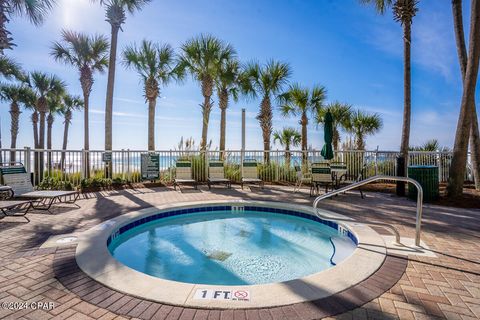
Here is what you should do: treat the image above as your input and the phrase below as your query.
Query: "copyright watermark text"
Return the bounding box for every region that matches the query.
[1,301,55,311]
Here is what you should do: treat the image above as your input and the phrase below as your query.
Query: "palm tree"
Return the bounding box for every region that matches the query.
[94,0,151,153]
[346,110,383,150]
[59,95,83,169]
[244,60,291,162]
[451,0,480,191]
[51,30,109,177]
[19,85,38,148]
[0,56,24,80]
[361,0,418,193]
[316,102,352,151]
[122,40,176,151]
[46,91,65,170]
[273,127,301,168]
[0,0,56,54]
[177,34,236,151]
[29,72,65,151]
[215,57,245,158]
[29,72,65,178]
[447,0,480,197]
[409,139,439,152]
[0,84,29,161]
[279,83,326,162]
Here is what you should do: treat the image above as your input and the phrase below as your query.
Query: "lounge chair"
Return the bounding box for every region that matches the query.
[173,161,197,190]
[311,162,333,196]
[293,165,312,193]
[207,161,231,189]
[241,160,264,189]
[0,200,32,222]
[0,163,80,213]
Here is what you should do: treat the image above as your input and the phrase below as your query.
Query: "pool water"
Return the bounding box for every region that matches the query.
[108,210,356,285]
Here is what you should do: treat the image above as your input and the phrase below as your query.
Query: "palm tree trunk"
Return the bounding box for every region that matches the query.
[400,22,412,157]
[219,90,228,160]
[83,91,90,178]
[356,132,365,150]
[470,112,480,188]
[105,24,119,153]
[148,98,156,151]
[80,67,93,179]
[219,107,227,159]
[200,78,213,151]
[47,113,53,171]
[38,110,46,180]
[397,21,412,195]
[60,114,70,171]
[0,2,11,54]
[332,127,340,152]
[285,145,291,168]
[447,0,480,198]
[9,102,20,162]
[301,112,308,165]
[258,96,272,163]
[452,0,480,190]
[31,111,40,183]
[32,112,39,148]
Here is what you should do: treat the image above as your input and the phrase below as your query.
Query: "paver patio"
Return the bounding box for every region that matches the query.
[0,185,479,320]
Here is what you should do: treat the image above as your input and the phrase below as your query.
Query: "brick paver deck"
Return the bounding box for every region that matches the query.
[0,185,479,320]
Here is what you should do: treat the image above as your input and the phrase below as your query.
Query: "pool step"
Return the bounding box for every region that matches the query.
[330,237,357,265]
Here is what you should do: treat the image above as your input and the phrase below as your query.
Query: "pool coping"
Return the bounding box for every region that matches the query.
[75,200,387,309]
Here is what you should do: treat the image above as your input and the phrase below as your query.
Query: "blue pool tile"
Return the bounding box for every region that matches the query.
[110,205,358,248]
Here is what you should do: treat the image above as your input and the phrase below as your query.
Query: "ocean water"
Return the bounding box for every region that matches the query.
[108,210,356,285]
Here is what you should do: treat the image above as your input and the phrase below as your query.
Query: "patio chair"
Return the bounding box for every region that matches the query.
[0,200,33,222]
[173,161,197,190]
[293,165,312,193]
[0,163,80,213]
[330,162,348,189]
[241,160,264,189]
[339,163,366,199]
[310,162,333,196]
[207,161,231,189]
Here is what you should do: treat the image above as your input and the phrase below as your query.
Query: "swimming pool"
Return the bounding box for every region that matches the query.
[107,207,357,285]
[76,201,386,308]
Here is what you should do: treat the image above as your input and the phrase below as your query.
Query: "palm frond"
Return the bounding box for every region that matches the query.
[0,55,25,80]
[359,0,394,14]
[9,0,57,26]
[273,127,301,148]
[50,29,109,74]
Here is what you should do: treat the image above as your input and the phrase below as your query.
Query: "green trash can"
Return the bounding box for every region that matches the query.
[408,165,439,201]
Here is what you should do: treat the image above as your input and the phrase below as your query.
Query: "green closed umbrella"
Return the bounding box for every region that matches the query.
[320,111,334,160]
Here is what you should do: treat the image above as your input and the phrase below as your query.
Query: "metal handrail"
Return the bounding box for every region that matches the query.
[313,175,424,246]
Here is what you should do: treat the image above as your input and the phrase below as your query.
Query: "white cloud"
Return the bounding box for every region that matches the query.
[90,109,146,119]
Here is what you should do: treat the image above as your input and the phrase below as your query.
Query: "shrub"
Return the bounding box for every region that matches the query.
[225,163,241,182]
[37,177,74,191]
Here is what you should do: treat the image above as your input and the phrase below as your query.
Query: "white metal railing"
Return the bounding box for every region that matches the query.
[0,148,472,187]
[313,175,424,246]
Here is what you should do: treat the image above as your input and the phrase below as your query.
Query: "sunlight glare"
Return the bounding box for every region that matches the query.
[60,0,97,29]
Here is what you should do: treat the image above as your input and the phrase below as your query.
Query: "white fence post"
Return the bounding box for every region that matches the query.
[126,149,130,181]
[24,147,31,173]
[81,149,86,180]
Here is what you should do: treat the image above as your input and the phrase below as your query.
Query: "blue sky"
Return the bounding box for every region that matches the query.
[3,0,478,151]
